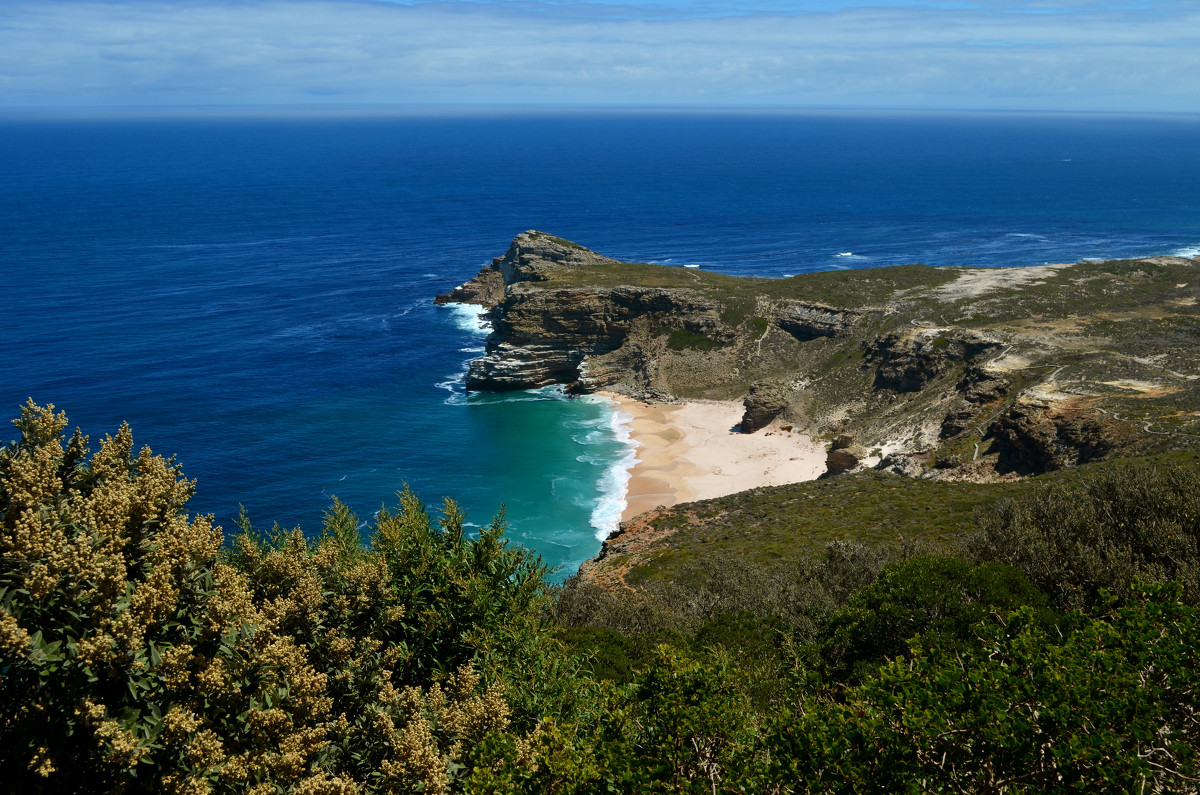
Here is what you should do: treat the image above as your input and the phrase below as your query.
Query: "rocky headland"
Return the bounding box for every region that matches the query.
[439,231,1200,483]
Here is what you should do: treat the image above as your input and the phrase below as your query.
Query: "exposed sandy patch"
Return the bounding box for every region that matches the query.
[933,263,1072,302]
[1101,380,1179,397]
[605,395,827,522]
[1023,382,1073,403]
[985,352,1032,372]
[1140,256,1196,267]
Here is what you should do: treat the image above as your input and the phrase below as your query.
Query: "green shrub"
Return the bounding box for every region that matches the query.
[817,555,1055,682]
[471,647,764,794]
[766,583,1200,793]
[0,402,559,794]
[966,459,1200,610]
[666,329,724,352]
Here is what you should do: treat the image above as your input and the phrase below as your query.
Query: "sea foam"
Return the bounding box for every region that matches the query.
[582,396,639,542]
[436,303,492,402]
[443,302,491,335]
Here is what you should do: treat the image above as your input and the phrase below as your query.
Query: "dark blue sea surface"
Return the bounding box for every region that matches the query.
[3,110,1199,575]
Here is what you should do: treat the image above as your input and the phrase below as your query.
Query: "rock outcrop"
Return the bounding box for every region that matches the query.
[434,265,506,308]
[438,232,1200,482]
[939,366,1011,438]
[775,302,861,341]
[438,231,627,308]
[823,433,870,477]
[867,329,1002,392]
[442,231,799,394]
[993,399,1119,473]
[464,284,725,392]
[876,453,926,478]
[740,380,794,433]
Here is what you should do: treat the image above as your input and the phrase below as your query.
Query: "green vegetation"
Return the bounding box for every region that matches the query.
[525,231,584,250]
[965,458,1200,609]
[534,245,962,310]
[665,329,725,352]
[4,402,1199,792]
[816,556,1057,682]
[0,402,570,794]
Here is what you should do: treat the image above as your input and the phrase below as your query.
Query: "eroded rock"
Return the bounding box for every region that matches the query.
[867,328,1002,392]
[775,302,860,341]
[940,366,1011,438]
[434,265,506,308]
[740,380,793,433]
[876,453,925,478]
[823,433,870,477]
[993,400,1118,473]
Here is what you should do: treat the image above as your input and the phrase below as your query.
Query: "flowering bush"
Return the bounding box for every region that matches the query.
[1,402,542,794]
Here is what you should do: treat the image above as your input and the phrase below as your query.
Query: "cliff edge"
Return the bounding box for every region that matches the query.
[439,232,1200,483]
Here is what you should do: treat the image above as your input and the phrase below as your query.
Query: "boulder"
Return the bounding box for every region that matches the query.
[823,433,870,477]
[740,380,793,433]
[876,453,925,478]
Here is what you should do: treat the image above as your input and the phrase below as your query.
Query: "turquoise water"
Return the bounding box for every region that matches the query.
[2,111,1199,577]
[437,305,635,573]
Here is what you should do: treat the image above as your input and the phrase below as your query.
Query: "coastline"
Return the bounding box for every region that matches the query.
[603,393,827,523]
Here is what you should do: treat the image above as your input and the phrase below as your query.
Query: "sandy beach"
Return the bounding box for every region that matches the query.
[605,394,827,522]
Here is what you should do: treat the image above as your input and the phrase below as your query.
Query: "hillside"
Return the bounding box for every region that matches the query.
[440,231,1200,482]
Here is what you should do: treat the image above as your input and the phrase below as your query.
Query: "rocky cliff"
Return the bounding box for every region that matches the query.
[439,232,1200,481]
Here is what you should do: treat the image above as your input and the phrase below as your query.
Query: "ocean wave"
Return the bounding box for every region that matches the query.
[572,429,616,446]
[587,401,640,542]
[436,368,468,399]
[448,384,573,406]
[575,451,612,465]
[490,385,569,403]
[143,234,322,251]
[440,302,491,335]
[1173,245,1200,258]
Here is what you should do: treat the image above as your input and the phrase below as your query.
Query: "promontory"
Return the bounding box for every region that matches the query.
[439,230,1200,483]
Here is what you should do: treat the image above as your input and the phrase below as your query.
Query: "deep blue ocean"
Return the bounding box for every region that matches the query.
[3,110,1199,576]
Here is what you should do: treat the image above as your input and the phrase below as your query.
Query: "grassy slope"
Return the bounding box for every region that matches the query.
[530,241,1200,437]
[515,238,1200,579]
[606,451,1200,593]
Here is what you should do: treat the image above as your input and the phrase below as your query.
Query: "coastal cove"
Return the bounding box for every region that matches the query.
[443,228,1200,581]
[606,396,826,522]
[4,111,1200,580]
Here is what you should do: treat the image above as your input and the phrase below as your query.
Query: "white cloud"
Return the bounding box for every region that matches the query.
[1,0,1198,111]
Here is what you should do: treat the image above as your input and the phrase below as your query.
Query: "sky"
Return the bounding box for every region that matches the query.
[1,0,1198,113]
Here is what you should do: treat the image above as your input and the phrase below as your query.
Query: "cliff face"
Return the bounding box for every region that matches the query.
[439,231,1200,481]
[465,285,726,392]
[435,231,628,309]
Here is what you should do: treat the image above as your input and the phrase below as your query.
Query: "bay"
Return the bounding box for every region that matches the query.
[2,110,1198,576]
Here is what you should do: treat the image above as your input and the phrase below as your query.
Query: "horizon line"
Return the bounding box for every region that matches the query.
[4,103,1200,122]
